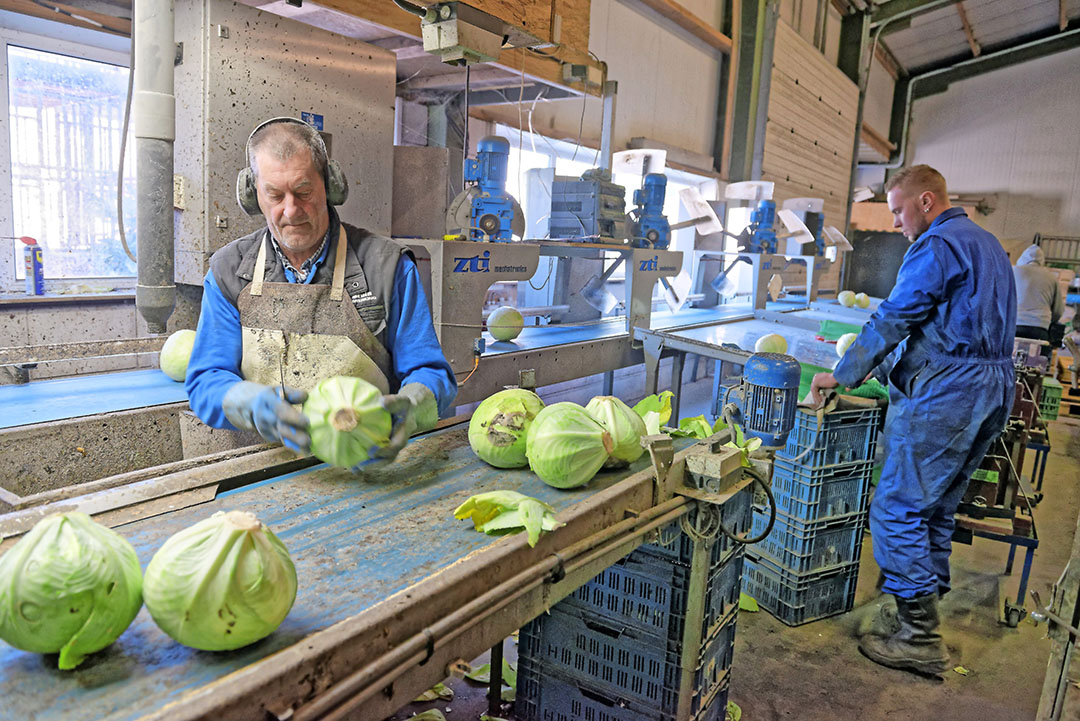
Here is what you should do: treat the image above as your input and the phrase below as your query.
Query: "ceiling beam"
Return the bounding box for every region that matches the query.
[870,0,953,30]
[624,0,733,54]
[0,0,130,35]
[874,40,903,79]
[955,1,981,57]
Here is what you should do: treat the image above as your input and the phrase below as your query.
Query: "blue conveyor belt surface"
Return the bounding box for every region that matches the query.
[0,369,188,429]
[0,427,691,721]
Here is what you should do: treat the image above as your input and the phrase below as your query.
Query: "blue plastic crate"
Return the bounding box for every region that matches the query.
[741,553,860,626]
[776,407,880,467]
[637,488,753,572]
[565,546,745,644]
[519,608,736,719]
[516,664,729,721]
[768,458,873,521]
[749,508,866,574]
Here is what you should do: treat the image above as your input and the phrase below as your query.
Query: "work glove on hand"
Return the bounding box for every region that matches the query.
[223,381,311,452]
[357,383,438,470]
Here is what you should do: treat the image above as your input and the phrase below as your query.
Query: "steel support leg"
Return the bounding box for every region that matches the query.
[602,370,615,396]
[671,352,685,423]
[1006,543,1017,575]
[487,640,503,716]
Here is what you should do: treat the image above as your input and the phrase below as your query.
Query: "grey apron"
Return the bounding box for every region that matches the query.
[236,227,394,394]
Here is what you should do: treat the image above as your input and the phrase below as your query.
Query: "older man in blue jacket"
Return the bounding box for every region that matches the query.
[812,165,1015,675]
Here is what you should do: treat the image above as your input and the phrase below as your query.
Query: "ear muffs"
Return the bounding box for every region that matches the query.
[235,117,350,216]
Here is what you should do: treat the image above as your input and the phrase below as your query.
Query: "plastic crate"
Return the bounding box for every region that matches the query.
[1041,377,1062,421]
[517,664,729,721]
[637,488,753,572]
[518,607,736,719]
[749,508,866,574]
[768,458,874,521]
[741,554,860,626]
[565,546,745,645]
[776,407,880,467]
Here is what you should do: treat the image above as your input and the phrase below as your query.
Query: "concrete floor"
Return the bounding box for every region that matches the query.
[390,366,1080,721]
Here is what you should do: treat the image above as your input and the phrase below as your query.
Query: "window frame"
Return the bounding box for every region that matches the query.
[0,15,133,293]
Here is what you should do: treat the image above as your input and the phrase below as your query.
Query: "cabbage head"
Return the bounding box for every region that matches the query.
[469,389,545,468]
[585,396,646,467]
[304,376,393,467]
[855,292,871,309]
[526,402,613,488]
[0,512,142,670]
[836,332,858,358]
[488,306,524,342]
[837,290,856,308]
[754,333,788,354]
[143,511,296,651]
[160,329,196,382]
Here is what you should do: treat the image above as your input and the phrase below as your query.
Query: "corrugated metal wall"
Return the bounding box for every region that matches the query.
[908,46,1080,258]
[761,19,858,292]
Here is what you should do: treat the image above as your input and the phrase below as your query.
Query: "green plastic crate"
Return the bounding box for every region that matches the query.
[1041,377,1062,421]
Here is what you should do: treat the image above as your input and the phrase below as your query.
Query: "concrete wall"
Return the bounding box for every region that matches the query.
[905,46,1080,258]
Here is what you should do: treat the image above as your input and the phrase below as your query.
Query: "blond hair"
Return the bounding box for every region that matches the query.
[884,164,948,199]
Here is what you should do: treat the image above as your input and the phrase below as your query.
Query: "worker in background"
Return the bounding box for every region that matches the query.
[1013,243,1064,356]
[811,165,1015,676]
[186,117,456,464]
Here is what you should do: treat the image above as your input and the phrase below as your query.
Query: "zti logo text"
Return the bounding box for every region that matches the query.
[639,256,659,271]
[453,250,490,273]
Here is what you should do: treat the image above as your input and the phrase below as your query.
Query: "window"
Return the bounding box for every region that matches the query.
[0,18,134,290]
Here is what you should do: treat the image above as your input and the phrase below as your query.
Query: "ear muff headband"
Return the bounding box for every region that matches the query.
[235,116,350,216]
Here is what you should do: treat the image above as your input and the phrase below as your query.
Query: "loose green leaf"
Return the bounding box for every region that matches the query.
[412,711,447,721]
[643,410,662,435]
[455,492,563,547]
[739,593,759,612]
[632,392,674,426]
[953,665,972,676]
[481,716,510,721]
[726,701,743,721]
[667,415,714,439]
[501,686,516,702]
[502,659,517,689]
[413,682,454,702]
[464,658,516,686]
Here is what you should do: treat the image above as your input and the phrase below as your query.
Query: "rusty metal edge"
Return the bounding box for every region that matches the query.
[0,337,168,365]
[131,433,726,721]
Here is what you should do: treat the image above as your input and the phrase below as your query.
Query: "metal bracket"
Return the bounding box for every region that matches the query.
[642,434,676,504]
[1032,590,1080,641]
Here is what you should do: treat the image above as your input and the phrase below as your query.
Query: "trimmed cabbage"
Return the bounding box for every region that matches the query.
[837,290,856,308]
[754,333,788,354]
[469,389,545,468]
[488,306,524,342]
[304,376,392,467]
[0,512,142,669]
[855,292,871,309]
[836,332,858,358]
[526,403,613,489]
[143,511,296,651]
[585,396,646,467]
[160,329,196,382]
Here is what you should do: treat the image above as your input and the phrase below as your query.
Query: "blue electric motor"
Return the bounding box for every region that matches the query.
[630,173,671,249]
[463,136,516,242]
[745,199,779,254]
[722,352,801,447]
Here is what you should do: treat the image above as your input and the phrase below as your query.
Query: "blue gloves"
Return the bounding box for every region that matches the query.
[222,381,310,452]
[357,382,438,470]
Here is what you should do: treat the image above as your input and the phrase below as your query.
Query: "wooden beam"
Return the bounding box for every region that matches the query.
[955,1,981,57]
[860,121,896,158]
[626,0,733,54]
[1061,0,1068,31]
[874,40,903,79]
[0,0,130,35]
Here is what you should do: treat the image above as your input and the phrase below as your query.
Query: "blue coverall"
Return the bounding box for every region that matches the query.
[186,253,458,430]
[833,208,1016,599]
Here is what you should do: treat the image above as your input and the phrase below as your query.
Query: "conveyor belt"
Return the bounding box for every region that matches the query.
[650,318,841,370]
[0,369,188,429]
[0,427,691,721]
[482,301,806,356]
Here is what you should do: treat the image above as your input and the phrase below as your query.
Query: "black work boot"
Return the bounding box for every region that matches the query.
[858,594,949,675]
[858,594,900,639]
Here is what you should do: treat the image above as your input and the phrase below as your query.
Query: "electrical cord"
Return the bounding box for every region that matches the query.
[721,463,776,544]
[117,24,136,263]
[457,355,480,384]
[392,0,430,19]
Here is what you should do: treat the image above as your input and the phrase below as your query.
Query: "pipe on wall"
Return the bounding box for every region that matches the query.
[134,0,176,333]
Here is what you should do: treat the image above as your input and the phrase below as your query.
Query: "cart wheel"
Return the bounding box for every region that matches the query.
[1005,605,1024,628]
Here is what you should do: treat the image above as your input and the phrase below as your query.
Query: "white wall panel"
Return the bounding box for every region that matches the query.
[908,46,1080,256]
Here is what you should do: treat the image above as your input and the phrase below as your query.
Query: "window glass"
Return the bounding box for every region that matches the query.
[7,45,135,279]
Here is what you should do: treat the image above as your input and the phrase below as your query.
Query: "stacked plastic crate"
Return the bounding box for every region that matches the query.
[1040,377,1062,422]
[742,406,881,625]
[517,488,753,721]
